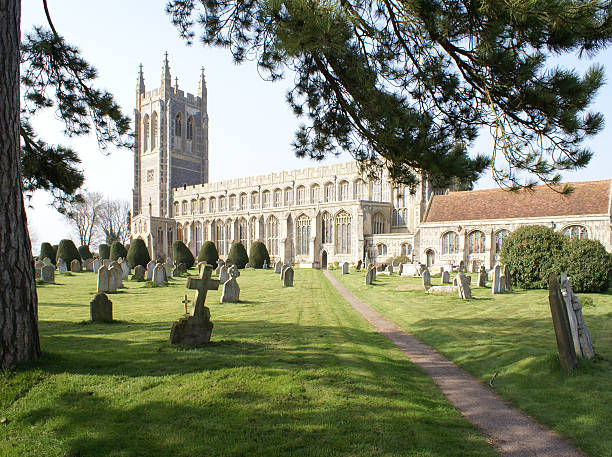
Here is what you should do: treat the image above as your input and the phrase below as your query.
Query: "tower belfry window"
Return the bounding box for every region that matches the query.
[186,116,194,140]
[175,113,183,137]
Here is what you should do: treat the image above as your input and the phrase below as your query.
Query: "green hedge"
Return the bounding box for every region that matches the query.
[78,245,93,260]
[56,239,81,265]
[228,242,249,269]
[197,241,219,268]
[249,241,270,269]
[39,242,56,264]
[173,240,195,268]
[127,238,151,268]
[565,238,612,292]
[99,244,110,260]
[110,241,127,261]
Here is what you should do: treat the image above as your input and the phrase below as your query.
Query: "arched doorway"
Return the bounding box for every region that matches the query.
[425,249,435,267]
[321,250,328,269]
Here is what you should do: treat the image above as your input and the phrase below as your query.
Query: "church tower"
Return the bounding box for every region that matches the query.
[132,53,209,219]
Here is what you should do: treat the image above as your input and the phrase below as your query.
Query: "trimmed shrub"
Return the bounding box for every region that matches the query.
[99,244,110,260]
[249,241,270,269]
[565,238,612,293]
[228,242,249,269]
[198,241,219,268]
[56,239,81,265]
[78,245,93,260]
[500,225,567,289]
[39,242,56,264]
[110,241,127,261]
[173,240,195,268]
[127,238,151,268]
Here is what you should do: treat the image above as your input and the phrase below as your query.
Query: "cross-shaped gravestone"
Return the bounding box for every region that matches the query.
[182,294,191,315]
[186,264,219,321]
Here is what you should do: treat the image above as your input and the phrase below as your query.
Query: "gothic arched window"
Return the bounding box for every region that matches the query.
[238,218,247,246]
[377,244,387,256]
[335,211,351,254]
[186,116,194,140]
[229,194,236,211]
[262,190,270,208]
[151,112,158,150]
[401,243,412,256]
[239,193,247,210]
[311,184,320,203]
[354,179,365,200]
[265,216,279,255]
[175,113,183,137]
[563,225,588,240]
[215,220,224,256]
[495,229,510,253]
[251,191,259,209]
[248,216,257,248]
[468,230,486,254]
[338,181,349,201]
[143,114,150,151]
[296,186,306,205]
[324,182,334,202]
[209,197,216,213]
[296,215,311,255]
[442,231,459,254]
[321,212,333,244]
[373,213,385,234]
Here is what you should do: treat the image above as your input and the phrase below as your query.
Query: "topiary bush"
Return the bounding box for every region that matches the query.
[56,239,81,265]
[173,240,195,268]
[249,241,270,269]
[110,241,127,261]
[565,238,612,293]
[500,225,567,289]
[197,241,219,268]
[99,243,110,260]
[228,242,249,269]
[78,245,93,260]
[39,242,56,264]
[127,238,151,268]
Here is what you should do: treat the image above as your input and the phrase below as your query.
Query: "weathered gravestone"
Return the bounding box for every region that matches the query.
[341,262,349,275]
[499,275,507,292]
[35,261,43,279]
[245,263,251,269]
[164,261,173,279]
[274,260,283,274]
[57,258,68,274]
[560,274,595,359]
[35,259,44,270]
[170,265,219,345]
[422,268,431,289]
[220,277,240,303]
[97,267,111,293]
[42,257,52,266]
[283,267,294,287]
[503,264,512,292]
[132,265,145,281]
[387,264,394,274]
[103,259,112,268]
[70,259,81,272]
[84,258,94,272]
[228,265,240,278]
[548,274,578,371]
[109,262,123,288]
[491,265,502,294]
[280,264,290,280]
[108,267,119,292]
[152,263,166,285]
[441,271,450,284]
[146,260,156,281]
[356,260,362,271]
[119,260,130,280]
[398,263,403,276]
[262,260,268,269]
[41,265,55,283]
[217,259,225,268]
[93,259,102,274]
[219,265,229,283]
[456,273,472,299]
[90,293,113,323]
[477,265,487,287]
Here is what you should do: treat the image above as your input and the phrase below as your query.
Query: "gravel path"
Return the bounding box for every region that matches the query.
[324,270,586,457]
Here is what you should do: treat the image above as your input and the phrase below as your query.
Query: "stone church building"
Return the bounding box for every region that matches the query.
[131,58,612,270]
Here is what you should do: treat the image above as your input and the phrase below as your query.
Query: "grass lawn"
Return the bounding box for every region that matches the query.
[331,268,612,457]
[1,269,496,457]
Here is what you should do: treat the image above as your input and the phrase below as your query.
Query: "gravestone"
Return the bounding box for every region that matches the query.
[35,260,44,270]
[228,265,240,278]
[164,261,174,279]
[477,265,487,287]
[42,257,52,266]
[370,265,376,282]
[283,267,294,287]
[70,259,81,272]
[274,260,283,274]
[341,262,349,275]
[97,267,111,293]
[90,293,113,323]
[459,261,465,272]
[217,259,225,268]
[456,273,472,299]
[365,266,374,285]
[441,271,450,284]
[110,263,123,288]
[219,265,229,283]
[57,258,68,274]
[133,265,145,281]
[398,263,403,276]
[548,275,578,371]
[422,268,431,289]
[146,260,156,281]
[245,263,251,269]
[93,259,102,273]
[472,260,479,273]
[220,277,240,303]
[262,260,268,269]
[84,258,94,272]
[280,264,290,280]
[356,260,362,271]
[491,265,502,294]
[387,264,394,274]
[41,265,55,283]
[152,263,166,285]
[503,264,512,291]
[119,260,130,280]
[103,259,112,268]
[108,267,119,292]
[170,265,219,345]
[35,261,43,279]
[499,275,507,292]
[560,274,595,359]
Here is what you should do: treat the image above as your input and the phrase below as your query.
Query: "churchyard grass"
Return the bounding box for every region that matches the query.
[332,269,612,457]
[1,269,496,457]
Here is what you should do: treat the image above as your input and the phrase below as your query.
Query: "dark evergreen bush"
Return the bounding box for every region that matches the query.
[56,239,81,265]
[39,242,56,264]
[99,243,110,260]
[78,245,93,260]
[173,240,195,268]
[228,242,249,269]
[500,226,567,289]
[249,241,270,269]
[110,241,127,261]
[565,238,612,293]
[127,238,151,268]
[197,241,219,267]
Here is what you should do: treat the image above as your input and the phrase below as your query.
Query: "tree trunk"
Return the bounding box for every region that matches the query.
[0,0,41,369]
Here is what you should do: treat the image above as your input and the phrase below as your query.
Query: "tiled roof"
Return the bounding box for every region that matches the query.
[424,180,611,223]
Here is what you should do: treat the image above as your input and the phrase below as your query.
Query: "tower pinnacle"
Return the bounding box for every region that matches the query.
[198,66,207,97]
[162,52,171,91]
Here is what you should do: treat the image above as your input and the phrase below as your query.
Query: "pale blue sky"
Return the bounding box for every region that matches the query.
[23,1,612,249]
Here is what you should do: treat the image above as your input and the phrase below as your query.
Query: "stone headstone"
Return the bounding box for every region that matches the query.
[217,259,225,268]
[57,258,68,274]
[164,261,173,279]
[365,266,374,285]
[422,268,431,289]
[41,265,55,283]
[280,264,290,280]
[219,265,229,283]
[70,259,81,272]
[245,263,251,269]
[548,275,578,371]
[84,258,94,272]
[97,267,111,293]
[152,263,166,285]
[119,260,130,280]
[387,264,394,274]
[220,277,240,303]
[146,260,156,281]
[228,265,240,278]
[109,262,123,289]
[459,261,465,272]
[93,259,101,273]
[503,265,512,291]
[103,259,112,268]
[356,260,362,271]
[90,293,113,323]
[262,260,268,269]
[398,263,403,276]
[560,274,595,359]
[491,265,502,294]
[42,257,52,266]
[35,260,44,270]
[274,260,283,274]
[440,271,450,284]
[341,262,349,275]
[456,273,472,299]
[283,267,294,287]
[499,275,507,292]
[35,260,43,279]
[392,261,398,268]
[133,265,145,281]
[477,265,487,287]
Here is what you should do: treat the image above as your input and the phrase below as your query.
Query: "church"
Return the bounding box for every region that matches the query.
[131,56,612,271]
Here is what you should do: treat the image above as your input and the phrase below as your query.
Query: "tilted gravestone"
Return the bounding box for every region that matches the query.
[219,265,229,283]
[503,264,512,291]
[422,268,431,289]
[118,260,130,280]
[477,265,487,287]
[491,265,502,294]
[146,260,156,281]
[133,265,145,281]
[109,262,123,288]
[356,260,362,271]
[57,258,68,274]
[42,257,52,266]
[170,264,219,345]
[41,265,55,283]
[93,259,101,274]
[283,267,294,287]
[560,274,595,359]
[341,262,349,275]
[274,260,283,274]
[440,271,450,284]
[97,267,111,293]
[90,293,113,323]
[220,277,240,303]
[456,273,472,299]
[152,263,166,285]
[548,274,578,371]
